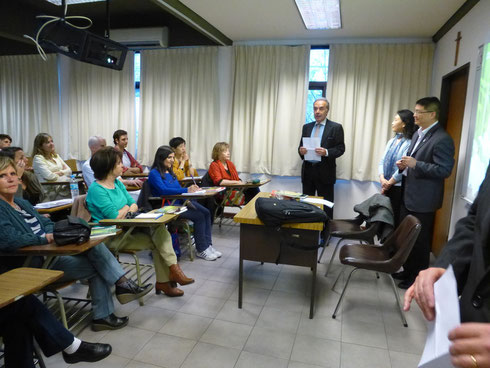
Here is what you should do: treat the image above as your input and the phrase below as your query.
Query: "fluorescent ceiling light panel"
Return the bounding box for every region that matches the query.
[295,0,341,30]
[44,0,105,5]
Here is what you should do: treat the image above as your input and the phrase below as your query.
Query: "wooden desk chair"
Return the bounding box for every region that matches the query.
[138,181,195,261]
[331,215,421,327]
[64,159,78,173]
[70,195,153,306]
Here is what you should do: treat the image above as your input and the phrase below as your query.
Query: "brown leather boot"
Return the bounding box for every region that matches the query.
[169,264,195,286]
[155,282,184,297]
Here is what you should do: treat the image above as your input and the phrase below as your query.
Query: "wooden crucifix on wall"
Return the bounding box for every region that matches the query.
[454,31,462,66]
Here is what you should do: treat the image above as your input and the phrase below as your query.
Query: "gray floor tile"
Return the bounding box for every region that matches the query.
[159,312,213,340]
[133,333,196,368]
[229,286,272,306]
[207,267,239,283]
[340,343,390,368]
[385,325,426,355]
[291,334,341,368]
[126,361,162,368]
[236,351,289,368]
[244,326,296,359]
[181,342,240,368]
[100,326,155,359]
[340,300,384,324]
[265,290,307,313]
[341,320,387,349]
[257,306,302,333]
[68,353,130,368]
[128,305,175,332]
[288,362,325,368]
[297,313,341,341]
[144,292,192,311]
[389,350,421,368]
[179,294,227,318]
[216,300,263,326]
[195,279,236,299]
[200,319,252,349]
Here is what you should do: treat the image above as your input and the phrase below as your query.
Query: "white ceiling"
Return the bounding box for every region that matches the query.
[180,0,467,43]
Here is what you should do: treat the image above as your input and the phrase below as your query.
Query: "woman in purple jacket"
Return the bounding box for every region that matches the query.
[148,146,221,262]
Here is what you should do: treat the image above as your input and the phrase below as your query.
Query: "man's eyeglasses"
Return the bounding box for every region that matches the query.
[413,110,433,115]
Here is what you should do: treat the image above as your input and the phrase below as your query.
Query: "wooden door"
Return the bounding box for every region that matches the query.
[432,64,469,256]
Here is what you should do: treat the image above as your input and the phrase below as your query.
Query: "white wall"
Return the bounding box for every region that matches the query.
[431,0,490,235]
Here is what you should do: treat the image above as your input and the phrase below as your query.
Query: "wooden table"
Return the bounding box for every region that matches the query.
[121,172,148,178]
[156,187,225,206]
[36,203,73,214]
[234,192,323,319]
[41,178,86,194]
[179,176,203,187]
[0,268,64,308]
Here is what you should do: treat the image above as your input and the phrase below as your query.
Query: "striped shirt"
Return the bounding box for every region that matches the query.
[15,208,46,238]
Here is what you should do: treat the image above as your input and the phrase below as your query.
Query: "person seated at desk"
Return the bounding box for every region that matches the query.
[31,133,71,200]
[148,145,221,262]
[208,142,259,204]
[0,294,111,367]
[169,137,198,181]
[83,135,143,189]
[0,157,152,331]
[0,133,12,149]
[113,129,143,175]
[0,146,46,205]
[86,147,194,297]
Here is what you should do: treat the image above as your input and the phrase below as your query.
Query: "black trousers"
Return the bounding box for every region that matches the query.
[399,203,436,280]
[0,295,73,368]
[385,185,402,228]
[302,164,334,219]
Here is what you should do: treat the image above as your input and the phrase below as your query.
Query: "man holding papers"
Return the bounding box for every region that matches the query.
[404,163,490,368]
[298,97,345,219]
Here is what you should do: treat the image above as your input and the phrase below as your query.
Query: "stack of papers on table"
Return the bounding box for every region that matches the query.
[135,213,163,219]
[300,197,334,208]
[156,206,188,215]
[35,198,73,209]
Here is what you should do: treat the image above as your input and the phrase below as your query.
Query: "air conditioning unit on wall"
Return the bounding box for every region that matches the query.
[110,27,169,49]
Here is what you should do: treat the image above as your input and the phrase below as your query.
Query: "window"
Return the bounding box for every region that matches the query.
[134,52,141,158]
[305,48,329,123]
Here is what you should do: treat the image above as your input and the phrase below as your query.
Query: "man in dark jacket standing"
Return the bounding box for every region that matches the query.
[395,97,455,289]
[298,98,345,219]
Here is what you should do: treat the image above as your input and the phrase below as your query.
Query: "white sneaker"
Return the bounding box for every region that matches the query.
[209,246,222,258]
[196,248,218,261]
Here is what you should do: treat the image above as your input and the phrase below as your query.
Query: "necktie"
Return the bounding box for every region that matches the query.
[314,123,322,137]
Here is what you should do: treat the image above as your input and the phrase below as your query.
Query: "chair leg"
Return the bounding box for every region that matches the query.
[182,223,194,261]
[54,291,68,329]
[317,234,331,263]
[331,267,345,291]
[130,253,145,307]
[388,275,408,327]
[332,267,358,319]
[33,341,47,368]
[325,238,343,277]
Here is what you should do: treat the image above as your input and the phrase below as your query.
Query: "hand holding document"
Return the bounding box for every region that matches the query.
[303,137,321,161]
[418,265,460,368]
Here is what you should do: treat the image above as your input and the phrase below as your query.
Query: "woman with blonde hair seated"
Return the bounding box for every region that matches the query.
[32,133,72,200]
[86,147,194,297]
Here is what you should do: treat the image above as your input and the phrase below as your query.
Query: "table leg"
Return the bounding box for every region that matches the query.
[238,256,243,309]
[310,261,317,319]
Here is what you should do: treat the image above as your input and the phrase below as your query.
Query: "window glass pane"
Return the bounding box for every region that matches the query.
[305,89,324,123]
[309,49,329,81]
[134,52,141,83]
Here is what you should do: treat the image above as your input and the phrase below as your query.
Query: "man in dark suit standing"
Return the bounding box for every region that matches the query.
[298,98,345,219]
[404,162,490,368]
[395,97,455,289]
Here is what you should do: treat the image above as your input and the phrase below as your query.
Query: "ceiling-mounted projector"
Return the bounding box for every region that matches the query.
[38,20,128,70]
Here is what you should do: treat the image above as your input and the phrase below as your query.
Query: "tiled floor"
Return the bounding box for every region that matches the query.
[44,224,427,368]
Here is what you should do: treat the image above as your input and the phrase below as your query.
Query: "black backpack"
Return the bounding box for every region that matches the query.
[255,198,327,227]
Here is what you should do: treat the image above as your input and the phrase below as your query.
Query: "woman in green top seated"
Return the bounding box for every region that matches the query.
[86,147,194,297]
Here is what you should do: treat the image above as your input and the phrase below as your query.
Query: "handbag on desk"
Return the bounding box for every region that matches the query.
[53,216,91,245]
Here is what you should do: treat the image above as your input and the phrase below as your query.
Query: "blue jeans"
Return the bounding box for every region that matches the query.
[180,201,212,252]
[51,243,125,320]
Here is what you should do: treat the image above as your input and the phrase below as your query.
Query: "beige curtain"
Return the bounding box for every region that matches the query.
[58,53,135,160]
[139,47,221,168]
[0,54,60,155]
[230,45,310,175]
[326,43,434,181]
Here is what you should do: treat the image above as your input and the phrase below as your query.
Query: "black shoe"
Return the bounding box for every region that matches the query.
[116,279,153,304]
[397,279,415,290]
[62,341,112,364]
[92,313,129,331]
[391,271,408,280]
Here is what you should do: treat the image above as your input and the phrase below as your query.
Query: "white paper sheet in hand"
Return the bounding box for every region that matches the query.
[303,137,321,161]
[418,265,460,368]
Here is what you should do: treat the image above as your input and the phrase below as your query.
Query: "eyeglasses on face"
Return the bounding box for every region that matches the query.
[413,110,433,115]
